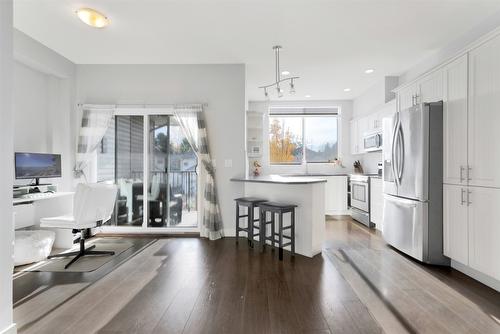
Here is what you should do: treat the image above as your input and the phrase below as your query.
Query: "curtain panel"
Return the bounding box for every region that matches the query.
[74,105,114,181]
[174,105,223,240]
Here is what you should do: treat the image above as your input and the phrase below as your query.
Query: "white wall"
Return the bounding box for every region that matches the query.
[0,1,15,333]
[13,30,76,191]
[75,64,246,236]
[399,10,500,85]
[248,100,355,175]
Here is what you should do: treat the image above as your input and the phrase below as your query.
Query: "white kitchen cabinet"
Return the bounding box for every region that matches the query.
[350,119,359,155]
[398,83,419,111]
[369,177,383,230]
[443,55,469,185]
[443,184,469,265]
[468,33,500,188]
[324,176,348,215]
[468,186,500,280]
[419,69,444,103]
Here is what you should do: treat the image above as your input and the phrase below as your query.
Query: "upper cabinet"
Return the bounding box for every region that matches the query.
[443,55,468,185]
[468,33,500,188]
[419,69,444,104]
[398,83,419,110]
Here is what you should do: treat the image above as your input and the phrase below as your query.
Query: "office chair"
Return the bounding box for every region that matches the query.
[40,183,118,269]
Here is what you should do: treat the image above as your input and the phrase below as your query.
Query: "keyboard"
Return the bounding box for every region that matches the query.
[18,192,54,200]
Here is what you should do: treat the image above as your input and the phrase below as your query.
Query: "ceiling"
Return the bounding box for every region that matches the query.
[13,0,500,101]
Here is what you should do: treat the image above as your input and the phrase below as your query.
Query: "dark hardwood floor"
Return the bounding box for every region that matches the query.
[13,218,500,334]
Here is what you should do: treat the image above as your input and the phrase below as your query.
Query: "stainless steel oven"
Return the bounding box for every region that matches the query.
[349,174,374,228]
[364,132,382,152]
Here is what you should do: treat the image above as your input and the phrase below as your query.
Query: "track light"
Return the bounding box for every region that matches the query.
[289,79,296,94]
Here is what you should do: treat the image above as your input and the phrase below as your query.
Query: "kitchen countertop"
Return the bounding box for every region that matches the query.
[280,173,349,177]
[230,175,327,184]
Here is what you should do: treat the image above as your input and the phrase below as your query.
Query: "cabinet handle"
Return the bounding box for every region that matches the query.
[460,166,465,183]
[467,190,472,206]
[460,188,466,205]
[467,166,472,181]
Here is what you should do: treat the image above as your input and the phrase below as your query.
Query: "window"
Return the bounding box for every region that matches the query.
[269,107,338,164]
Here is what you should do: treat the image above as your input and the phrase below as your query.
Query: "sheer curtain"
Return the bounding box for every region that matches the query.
[174,104,223,240]
[74,105,114,181]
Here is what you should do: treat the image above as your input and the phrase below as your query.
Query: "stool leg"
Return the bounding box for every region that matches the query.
[291,209,295,257]
[248,205,254,248]
[271,212,275,252]
[279,212,284,261]
[259,209,265,253]
[235,204,240,244]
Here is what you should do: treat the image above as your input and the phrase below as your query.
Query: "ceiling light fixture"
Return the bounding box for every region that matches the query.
[365,69,374,74]
[76,8,110,28]
[259,46,300,99]
[305,95,312,98]
[344,88,351,92]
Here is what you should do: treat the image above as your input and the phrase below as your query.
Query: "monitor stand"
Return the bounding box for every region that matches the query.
[31,178,51,186]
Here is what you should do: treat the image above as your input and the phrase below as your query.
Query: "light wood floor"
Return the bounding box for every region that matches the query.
[13,217,500,334]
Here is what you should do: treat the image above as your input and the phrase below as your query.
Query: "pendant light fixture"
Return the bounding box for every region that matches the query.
[259,46,299,99]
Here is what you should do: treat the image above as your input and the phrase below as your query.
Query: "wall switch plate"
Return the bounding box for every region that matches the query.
[224,159,233,168]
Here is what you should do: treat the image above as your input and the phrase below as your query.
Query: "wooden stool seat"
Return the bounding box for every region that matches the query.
[235,197,267,247]
[259,202,296,260]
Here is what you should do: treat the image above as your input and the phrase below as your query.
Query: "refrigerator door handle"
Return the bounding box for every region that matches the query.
[391,117,400,185]
[383,194,417,207]
[397,122,405,183]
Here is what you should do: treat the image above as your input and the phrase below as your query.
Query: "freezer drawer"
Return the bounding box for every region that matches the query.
[382,194,426,261]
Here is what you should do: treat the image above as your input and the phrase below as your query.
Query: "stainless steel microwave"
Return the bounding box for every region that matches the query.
[363,133,382,152]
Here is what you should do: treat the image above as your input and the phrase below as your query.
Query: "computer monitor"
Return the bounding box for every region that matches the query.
[15,152,62,186]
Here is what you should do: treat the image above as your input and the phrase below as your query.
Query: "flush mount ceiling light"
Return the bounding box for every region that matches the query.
[76,8,110,28]
[344,88,351,92]
[365,69,375,74]
[259,46,300,99]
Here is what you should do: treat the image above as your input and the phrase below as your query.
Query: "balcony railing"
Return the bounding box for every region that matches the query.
[131,170,197,211]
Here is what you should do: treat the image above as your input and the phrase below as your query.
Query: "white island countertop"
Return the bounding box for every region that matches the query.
[230,175,327,184]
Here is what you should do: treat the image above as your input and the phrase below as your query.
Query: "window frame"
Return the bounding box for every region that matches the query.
[268,113,339,165]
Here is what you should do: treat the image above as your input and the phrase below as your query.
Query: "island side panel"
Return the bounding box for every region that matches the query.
[244,182,326,257]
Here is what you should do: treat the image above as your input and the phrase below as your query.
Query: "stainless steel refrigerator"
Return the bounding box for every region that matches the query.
[382,101,449,265]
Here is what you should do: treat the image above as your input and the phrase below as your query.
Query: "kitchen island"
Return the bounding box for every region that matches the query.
[230,175,326,257]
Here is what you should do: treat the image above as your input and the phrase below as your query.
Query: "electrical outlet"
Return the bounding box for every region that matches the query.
[224,159,233,168]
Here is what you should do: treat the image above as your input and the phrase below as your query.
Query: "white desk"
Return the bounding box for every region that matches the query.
[13,192,74,248]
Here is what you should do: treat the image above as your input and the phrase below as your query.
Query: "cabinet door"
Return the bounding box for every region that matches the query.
[370,178,384,230]
[419,69,444,103]
[324,176,348,214]
[443,55,468,185]
[443,184,468,264]
[398,84,418,111]
[468,34,500,188]
[357,117,368,152]
[350,119,358,154]
[468,186,500,280]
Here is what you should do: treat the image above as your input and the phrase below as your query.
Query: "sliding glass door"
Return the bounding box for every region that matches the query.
[96,111,198,231]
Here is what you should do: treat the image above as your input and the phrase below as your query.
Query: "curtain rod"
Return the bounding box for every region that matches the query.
[78,103,208,108]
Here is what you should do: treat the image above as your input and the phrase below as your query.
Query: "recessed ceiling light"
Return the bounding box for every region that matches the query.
[281,71,290,76]
[76,8,110,28]
[344,88,351,92]
[305,94,312,98]
[365,69,375,74]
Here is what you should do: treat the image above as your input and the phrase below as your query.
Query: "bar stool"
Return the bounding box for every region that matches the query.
[258,202,297,260]
[234,197,267,247]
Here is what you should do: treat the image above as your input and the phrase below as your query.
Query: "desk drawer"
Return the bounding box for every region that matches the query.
[14,204,35,229]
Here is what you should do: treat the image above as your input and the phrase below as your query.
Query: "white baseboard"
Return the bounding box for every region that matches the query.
[0,323,17,334]
[451,260,500,292]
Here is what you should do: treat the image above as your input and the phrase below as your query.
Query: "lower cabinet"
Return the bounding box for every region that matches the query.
[370,177,383,230]
[325,176,348,215]
[443,184,468,265]
[468,186,500,281]
[444,184,500,281]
